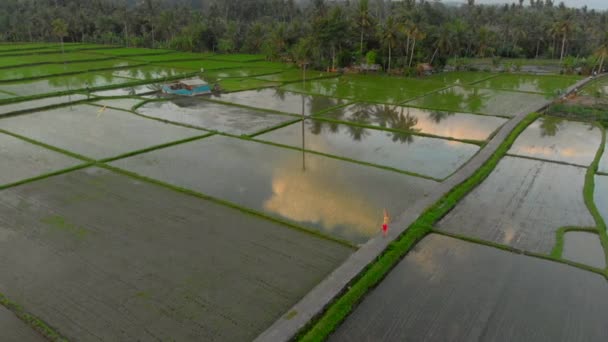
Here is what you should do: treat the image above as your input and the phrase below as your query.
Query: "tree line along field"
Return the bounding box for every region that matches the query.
[0,42,607,341]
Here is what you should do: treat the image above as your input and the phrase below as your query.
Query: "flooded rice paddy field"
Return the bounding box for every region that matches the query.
[0,59,141,82]
[209,88,347,115]
[0,132,83,186]
[283,74,447,103]
[600,142,608,173]
[1,45,607,340]
[91,98,145,111]
[597,176,608,226]
[562,231,606,269]
[437,156,594,254]
[137,98,295,135]
[508,117,602,166]
[0,105,203,160]
[319,103,507,141]
[472,73,582,94]
[110,135,437,244]
[331,234,608,342]
[0,306,46,342]
[0,94,88,117]
[0,168,352,341]
[255,119,478,179]
[426,71,498,85]
[407,85,551,117]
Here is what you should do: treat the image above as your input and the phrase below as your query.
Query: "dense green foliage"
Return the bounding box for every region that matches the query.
[1,0,607,73]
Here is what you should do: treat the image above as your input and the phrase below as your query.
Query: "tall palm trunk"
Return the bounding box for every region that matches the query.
[409,38,416,68]
[360,29,364,57]
[560,34,566,61]
[387,43,392,73]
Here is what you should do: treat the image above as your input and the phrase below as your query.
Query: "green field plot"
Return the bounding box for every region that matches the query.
[426,71,497,85]
[283,75,447,104]
[205,53,265,62]
[320,103,507,141]
[0,307,46,342]
[562,231,605,269]
[596,176,608,226]
[247,61,293,69]
[508,118,602,166]
[215,77,280,92]
[331,234,608,342]
[407,86,550,117]
[473,73,581,94]
[89,47,174,56]
[0,167,351,341]
[137,98,295,135]
[111,65,195,80]
[255,120,479,179]
[0,52,112,68]
[127,52,214,63]
[437,156,594,254]
[204,67,282,79]
[256,69,334,83]
[0,44,111,56]
[0,71,136,97]
[0,105,203,160]
[154,59,243,71]
[0,42,74,51]
[0,132,82,186]
[210,88,346,115]
[0,94,88,117]
[0,59,139,82]
[110,135,437,245]
[92,98,144,111]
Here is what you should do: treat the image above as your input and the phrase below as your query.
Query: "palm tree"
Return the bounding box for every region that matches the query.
[52,19,68,54]
[431,25,452,64]
[380,16,399,74]
[558,19,573,61]
[595,33,608,73]
[356,0,372,58]
[409,25,426,68]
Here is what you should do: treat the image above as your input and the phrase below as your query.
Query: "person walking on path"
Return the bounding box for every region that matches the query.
[382,209,390,237]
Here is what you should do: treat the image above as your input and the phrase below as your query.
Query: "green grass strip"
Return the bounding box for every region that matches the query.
[0,293,68,341]
[297,112,540,342]
[584,125,608,274]
[0,128,93,162]
[0,162,93,191]
[550,226,599,258]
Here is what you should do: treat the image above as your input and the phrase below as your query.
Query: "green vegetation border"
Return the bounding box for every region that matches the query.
[0,293,67,342]
[297,112,540,342]
[550,227,600,258]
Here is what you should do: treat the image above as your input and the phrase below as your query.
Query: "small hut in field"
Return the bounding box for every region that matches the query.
[417,63,434,76]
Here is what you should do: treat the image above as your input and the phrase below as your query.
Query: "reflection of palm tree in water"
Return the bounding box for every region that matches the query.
[389,107,420,143]
[539,116,562,137]
[465,87,489,113]
[429,110,455,123]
